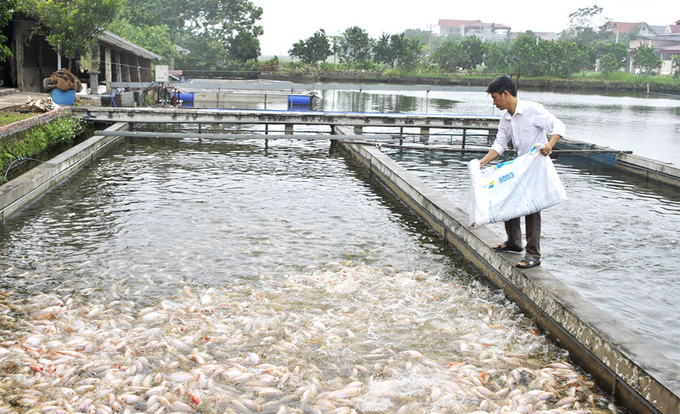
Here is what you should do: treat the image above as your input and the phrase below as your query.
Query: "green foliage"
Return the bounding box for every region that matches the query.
[429,36,486,73]
[338,26,373,66]
[394,35,423,71]
[482,41,510,73]
[598,42,628,75]
[18,0,122,59]
[0,115,85,177]
[673,56,680,79]
[0,0,16,62]
[106,19,179,64]
[261,56,279,72]
[373,33,394,67]
[289,29,332,65]
[552,40,596,77]
[121,0,263,68]
[510,33,550,77]
[634,45,662,75]
[403,28,441,54]
[429,39,462,72]
[0,112,35,126]
[373,33,423,70]
[459,36,484,71]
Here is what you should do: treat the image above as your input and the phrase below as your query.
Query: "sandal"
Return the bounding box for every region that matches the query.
[492,242,523,253]
[516,256,541,269]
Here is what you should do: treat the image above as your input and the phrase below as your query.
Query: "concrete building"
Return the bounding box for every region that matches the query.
[438,19,511,42]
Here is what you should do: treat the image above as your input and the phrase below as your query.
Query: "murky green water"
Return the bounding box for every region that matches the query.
[0,138,621,413]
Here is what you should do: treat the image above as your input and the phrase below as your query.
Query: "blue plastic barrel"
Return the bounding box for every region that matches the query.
[50,89,76,106]
[287,95,311,106]
[179,92,194,102]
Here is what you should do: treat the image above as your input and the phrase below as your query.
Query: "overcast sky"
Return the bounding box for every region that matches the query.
[251,0,676,56]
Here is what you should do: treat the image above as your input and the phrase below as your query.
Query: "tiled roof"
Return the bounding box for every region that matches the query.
[607,22,646,33]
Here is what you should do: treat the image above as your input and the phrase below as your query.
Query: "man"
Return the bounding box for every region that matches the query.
[479,75,565,269]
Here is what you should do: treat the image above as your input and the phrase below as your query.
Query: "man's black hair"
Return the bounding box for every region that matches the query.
[486,75,517,97]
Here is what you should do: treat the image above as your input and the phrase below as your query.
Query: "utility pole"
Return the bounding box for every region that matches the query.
[426,23,436,54]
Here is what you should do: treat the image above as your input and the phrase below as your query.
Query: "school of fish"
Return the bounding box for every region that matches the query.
[0,263,622,413]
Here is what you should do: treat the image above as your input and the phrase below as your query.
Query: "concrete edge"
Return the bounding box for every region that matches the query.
[334,134,680,414]
[0,122,128,224]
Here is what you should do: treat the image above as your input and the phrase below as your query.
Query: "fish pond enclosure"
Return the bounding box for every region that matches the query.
[0,136,631,414]
[1,83,680,413]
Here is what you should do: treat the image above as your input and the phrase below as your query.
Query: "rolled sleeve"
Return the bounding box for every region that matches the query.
[491,142,506,155]
[551,117,566,137]
[490,117,511,156]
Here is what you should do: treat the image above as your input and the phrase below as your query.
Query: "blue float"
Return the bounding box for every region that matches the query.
[287,95,312,106]
[179,92,194,103]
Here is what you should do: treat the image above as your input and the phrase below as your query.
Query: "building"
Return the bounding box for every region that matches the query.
[604,22,662,39]
[628,19,680,75]
[438,19,511,42]
[0,16,161,92]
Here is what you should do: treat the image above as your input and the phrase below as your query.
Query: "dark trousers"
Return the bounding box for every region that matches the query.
[505,211,541,259]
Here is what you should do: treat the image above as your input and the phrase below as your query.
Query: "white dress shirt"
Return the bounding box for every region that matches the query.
[490,99,566,157]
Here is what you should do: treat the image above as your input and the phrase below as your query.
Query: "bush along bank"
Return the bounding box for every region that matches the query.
[261,71,680,93]
[0,109,86,183]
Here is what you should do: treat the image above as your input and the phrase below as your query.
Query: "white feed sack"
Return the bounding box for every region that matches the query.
[469,144,567,227]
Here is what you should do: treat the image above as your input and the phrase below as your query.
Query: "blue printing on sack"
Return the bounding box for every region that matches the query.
[494,159,515,170]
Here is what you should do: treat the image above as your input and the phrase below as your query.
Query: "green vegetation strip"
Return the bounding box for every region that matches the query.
[0,112,37,127]
[0,115,85,181]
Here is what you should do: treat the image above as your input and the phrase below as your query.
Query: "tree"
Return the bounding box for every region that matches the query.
[107,19,178,64]
[483,41,510,73]
[459,36,484,71]
[567,5,612,45]
[392,34,423,71]
[634,45,662,75]
[338,26,373,66]
[429,38,463,72]
[373,33,395,67]
[510,33,551,77]
[373,32,423,70]
[289,29,332,65]
[552,40,596,77]
[673,56,680,79]
[17,0,122,59]
[121,0,263,67]
[598,41,628,74]
[0,0,16,62]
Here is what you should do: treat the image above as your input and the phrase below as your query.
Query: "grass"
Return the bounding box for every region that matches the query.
[570,71,680,85]
[0,111,37,127]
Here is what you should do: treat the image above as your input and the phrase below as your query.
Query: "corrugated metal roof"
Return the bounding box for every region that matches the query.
[97,31,163,61]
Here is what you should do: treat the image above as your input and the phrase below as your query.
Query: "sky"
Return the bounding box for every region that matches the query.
[251,0,676,56]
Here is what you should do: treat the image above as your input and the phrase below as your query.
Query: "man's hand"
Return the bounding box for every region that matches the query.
[541,134,561,156]
[540,143,554,156]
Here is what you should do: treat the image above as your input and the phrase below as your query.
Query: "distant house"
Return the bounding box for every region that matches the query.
[0,15,161,92]
[604,22,661,37]
[438,19,511,41]
[629,31,680,75]
[663,20,680,34]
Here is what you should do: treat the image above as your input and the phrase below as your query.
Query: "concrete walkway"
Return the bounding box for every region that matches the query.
[0,88,50,109]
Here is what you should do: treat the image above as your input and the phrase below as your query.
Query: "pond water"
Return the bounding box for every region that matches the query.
[314,86,680,166]
[0,138,623,413]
